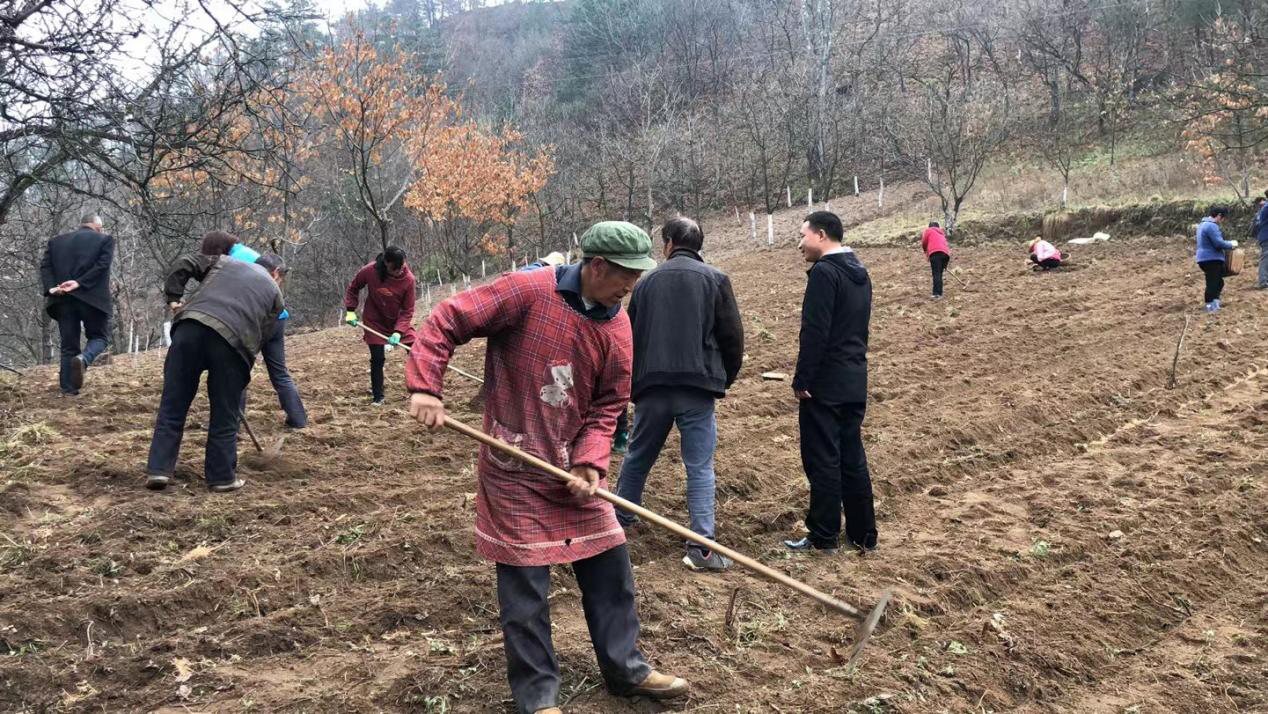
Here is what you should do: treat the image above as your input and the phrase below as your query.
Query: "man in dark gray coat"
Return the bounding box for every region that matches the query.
[614,217,744,571]
[145,233,285,493]
[40,213,115,395]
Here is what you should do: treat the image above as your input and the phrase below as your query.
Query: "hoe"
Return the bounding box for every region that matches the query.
[354,320,891,666]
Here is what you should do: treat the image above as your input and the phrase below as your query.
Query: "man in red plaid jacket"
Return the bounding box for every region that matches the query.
[405,221,689,714]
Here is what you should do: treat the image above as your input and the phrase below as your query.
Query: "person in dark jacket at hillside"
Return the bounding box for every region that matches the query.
[783,211,877,554]
[145,232,286,493]
[614,217,745,572]
[1195,205,1237,313]
[40,213,115,395]
[344,247,416,405]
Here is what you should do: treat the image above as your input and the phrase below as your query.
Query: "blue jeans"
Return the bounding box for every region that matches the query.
[55,300,109,393]
[1258,242,1268,288]
[614,387,718,551]
[239,324,307,427]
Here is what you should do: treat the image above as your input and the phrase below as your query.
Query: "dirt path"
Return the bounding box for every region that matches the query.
[2,237,1266,712]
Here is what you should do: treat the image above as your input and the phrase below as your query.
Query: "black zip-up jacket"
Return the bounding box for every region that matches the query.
[794,250,870,404]
[627,248,744,401]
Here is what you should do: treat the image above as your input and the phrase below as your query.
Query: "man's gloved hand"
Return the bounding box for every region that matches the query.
[1230,241,1239,249]
[345,311,359,327]
[388,332,401,346]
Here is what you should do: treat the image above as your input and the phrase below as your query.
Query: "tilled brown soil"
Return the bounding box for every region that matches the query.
[2,235,1267,713]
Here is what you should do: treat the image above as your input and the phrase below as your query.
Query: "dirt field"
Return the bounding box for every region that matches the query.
[3,230,1268,713]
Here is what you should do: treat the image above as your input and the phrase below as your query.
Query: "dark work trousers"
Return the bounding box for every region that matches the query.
[1030,255,1061,270]
[929,252,950,297]
[238,324,307,427]
[147,321,252,486]
[798,399,877,549]
[1199,260,1225,303]
[55,300,109,394]
[368,344,386,400]
[496,544,651,713]
[615,406,629,435]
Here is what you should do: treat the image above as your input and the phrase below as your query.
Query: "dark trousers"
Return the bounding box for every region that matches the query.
[1199,260,1225,303]
[798,399,877,549]
[615,407,629,435]
[55,300,109,393]
[239,325,307,427]
[368,344,386,400]
[929,252,950,297]
[1030,255,1061,270]
[497,544,651,713]
[147,321,251,486]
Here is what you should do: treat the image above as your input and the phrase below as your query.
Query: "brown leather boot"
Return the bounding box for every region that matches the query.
[629,670,689,699]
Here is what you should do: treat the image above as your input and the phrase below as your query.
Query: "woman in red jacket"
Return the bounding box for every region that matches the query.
[921,221,951,299]
[344,247,417,405]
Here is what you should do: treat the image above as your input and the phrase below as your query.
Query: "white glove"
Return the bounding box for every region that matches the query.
[1230,241,1239,248]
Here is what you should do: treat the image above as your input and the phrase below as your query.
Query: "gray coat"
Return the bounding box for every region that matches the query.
[164,253,284,367]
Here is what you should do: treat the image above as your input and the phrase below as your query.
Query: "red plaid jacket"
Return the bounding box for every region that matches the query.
[405,267,631,566]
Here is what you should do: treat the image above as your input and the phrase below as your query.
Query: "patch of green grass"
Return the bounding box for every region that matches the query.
[2,639,44,657]
[1029,539,1053,559]
[0,536,33,571]
[336,524,368,546]
[735,610,788,647]
[88,557,123,577]
[195,515,231,539]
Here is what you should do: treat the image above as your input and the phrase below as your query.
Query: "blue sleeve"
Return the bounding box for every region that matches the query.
[1212,224,1235,250]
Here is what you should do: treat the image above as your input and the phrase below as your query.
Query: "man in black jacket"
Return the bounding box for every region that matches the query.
[614,217,745,571]
[40,213,115,395]
[145,235,285,493]
[784,211,877,553]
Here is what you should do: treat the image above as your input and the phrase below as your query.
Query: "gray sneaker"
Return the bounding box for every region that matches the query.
[208,478,246,493]
[682,549,732,571]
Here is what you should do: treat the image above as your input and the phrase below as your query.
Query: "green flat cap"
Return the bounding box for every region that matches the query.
[581,221,657,271]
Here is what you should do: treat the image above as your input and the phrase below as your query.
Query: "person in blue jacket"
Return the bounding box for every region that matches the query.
[1253,192,1268,289]
[1195,205,1237,313]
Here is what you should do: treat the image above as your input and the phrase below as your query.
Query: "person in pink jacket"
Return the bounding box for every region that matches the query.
[921,221,951,299]
[343,247,417,405]
[1028,237,1063,270]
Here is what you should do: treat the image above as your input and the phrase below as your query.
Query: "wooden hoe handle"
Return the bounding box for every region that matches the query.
[442,415,868,621]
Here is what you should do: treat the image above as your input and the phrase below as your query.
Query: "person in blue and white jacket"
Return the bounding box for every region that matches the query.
[1195,205,1237,313]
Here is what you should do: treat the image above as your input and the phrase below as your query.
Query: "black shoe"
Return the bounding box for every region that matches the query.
[844,538,879,553]
[69,355,86,390]
[145,474,171,490]
[783,537,838,553]
[370,397,386,406]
